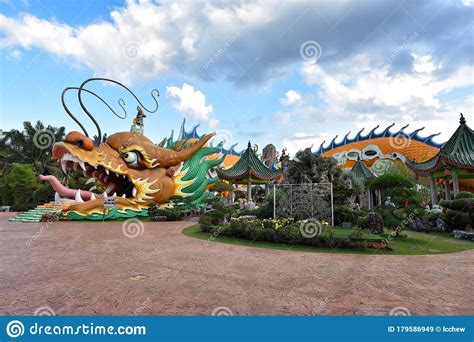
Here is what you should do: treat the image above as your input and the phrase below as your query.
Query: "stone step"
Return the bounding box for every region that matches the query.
[8,205,63,223]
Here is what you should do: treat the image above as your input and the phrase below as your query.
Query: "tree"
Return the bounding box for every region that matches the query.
[285,148,341,184]
[0,164,43,211]
[283,148,362,201]
[0,121,65,175]
[368,172,420,207]
[209,180,233,194]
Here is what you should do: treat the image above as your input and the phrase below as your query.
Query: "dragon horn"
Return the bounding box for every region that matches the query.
[166,133,215,165]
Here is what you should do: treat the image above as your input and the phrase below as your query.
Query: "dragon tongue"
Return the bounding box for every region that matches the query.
[39,174,102,201]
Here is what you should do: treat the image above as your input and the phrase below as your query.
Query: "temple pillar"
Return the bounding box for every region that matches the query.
[247,179,252,202]
[429,174,438,206]
[367,189,372,209]
[377,190,382,205]
[452,173,460,196]
[444,176,451,200]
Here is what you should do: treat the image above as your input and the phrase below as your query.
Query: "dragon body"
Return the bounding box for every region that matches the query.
[315,124,444,175]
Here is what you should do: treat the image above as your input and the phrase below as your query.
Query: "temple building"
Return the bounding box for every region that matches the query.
[217,142,283,202]
[349,159,380,208]
[406,114,473,204]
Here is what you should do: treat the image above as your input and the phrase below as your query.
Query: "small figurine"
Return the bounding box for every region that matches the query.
[384,196,396,207]
[131,106,146,134]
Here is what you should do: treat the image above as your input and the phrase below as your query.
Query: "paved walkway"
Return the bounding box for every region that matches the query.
[0,213,472,315]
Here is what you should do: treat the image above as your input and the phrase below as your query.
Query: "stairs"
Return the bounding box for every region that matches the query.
[8,202,70,223]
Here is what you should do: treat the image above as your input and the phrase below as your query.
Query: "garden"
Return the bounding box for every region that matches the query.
[183,151,473,255]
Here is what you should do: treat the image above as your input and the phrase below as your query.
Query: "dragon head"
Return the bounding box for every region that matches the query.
[41,131,214,215]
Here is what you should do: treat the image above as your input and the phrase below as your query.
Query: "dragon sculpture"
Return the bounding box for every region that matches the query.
[38,78,224,220]
[314,123,445,175]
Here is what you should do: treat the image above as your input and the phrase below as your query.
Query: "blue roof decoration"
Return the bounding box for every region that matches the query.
[210,142,243,156]
[178,119,201,140]
[314,123,445,155]
[158,119,243,156]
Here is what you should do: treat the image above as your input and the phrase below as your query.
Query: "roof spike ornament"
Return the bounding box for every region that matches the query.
[460,113,466,125]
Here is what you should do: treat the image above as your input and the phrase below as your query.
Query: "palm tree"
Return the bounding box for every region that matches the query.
[285,147,341,184]
[0,121,65,174]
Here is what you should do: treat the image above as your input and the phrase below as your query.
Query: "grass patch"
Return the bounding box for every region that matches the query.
[182,224,474,255]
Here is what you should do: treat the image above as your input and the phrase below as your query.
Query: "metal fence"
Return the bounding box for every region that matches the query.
[271,183,334,226]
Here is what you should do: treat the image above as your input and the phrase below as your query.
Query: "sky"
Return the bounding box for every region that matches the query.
[0,0,473,156]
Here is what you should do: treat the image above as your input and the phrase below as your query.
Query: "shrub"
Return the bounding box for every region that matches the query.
[372,205,401,229]
[209,180,233,193]
[148,204,184,221]
[455,192,473,200]
[206,218,368,250]
[199,206,238,232]
[368,173,421,206]
[334,205,357,226]
[357,215,368,228]
[439,197,474,231]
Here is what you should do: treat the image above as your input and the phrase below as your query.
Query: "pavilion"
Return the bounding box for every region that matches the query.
[349,158,380,208]
[217,142,283,203]
[406,114,473,204]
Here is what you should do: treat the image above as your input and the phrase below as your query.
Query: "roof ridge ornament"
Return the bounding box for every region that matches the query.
[460,113,466,125]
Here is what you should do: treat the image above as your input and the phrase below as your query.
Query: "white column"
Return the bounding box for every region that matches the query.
[429,174,438,205]
[444,176,451,200]
[247,179,252,202]
[452,173,460,196]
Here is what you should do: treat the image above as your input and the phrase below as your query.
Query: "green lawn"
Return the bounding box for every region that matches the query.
[182,224,474,255]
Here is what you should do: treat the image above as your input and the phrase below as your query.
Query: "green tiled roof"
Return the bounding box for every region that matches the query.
[349,159,376,183]
[217,142,282,183]
[406,114,474,175]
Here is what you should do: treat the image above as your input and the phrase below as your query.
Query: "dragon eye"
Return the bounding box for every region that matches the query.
[123,152,138,165]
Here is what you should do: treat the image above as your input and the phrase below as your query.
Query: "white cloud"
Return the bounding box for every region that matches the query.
[7,49,22,60]
[0,1,273,84]
[279,90,302,106]
[300,54,473,121]
[166,83,215,125]
[282,132,330,157]
[412,54,439,74]
[273,111,292,125]
[0,1,471,88]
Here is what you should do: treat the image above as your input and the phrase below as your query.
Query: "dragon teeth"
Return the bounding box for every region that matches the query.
[86,177,95,185]
[90,193,96,200]
[78,160,86,171]
[105,169,109,175]
[132,187,137,197]
[61,161,68,174]
[75,190,84,203]
[122,194,126,198]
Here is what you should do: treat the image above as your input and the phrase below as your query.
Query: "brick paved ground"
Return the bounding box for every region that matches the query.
[1,213,472,316]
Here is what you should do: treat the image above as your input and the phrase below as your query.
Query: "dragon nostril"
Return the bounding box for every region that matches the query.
[64,131,94,151]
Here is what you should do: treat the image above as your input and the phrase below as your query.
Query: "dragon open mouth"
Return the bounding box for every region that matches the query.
[40,150,137,203]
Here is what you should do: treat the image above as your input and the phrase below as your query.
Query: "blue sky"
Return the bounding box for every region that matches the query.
[0,0,473,155]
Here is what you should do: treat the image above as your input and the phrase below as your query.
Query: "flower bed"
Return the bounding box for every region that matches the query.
[200,216,378,250]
